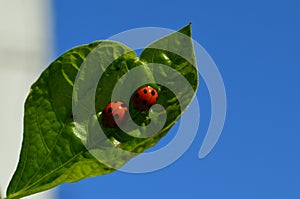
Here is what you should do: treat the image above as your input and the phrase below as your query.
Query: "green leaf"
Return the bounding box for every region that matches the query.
[6,23,198,199]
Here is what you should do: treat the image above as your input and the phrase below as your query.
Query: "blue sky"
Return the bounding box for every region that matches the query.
[52,0,300,198]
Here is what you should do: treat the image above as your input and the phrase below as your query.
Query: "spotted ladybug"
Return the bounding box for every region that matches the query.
[132,85,158,112]
[102,101,129,128]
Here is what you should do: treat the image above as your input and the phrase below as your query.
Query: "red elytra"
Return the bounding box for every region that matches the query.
[132,86,158,112]
[102,101,129,128]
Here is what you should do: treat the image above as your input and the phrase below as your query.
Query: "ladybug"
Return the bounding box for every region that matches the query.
[102,101,129,128]
[132,85,158,112]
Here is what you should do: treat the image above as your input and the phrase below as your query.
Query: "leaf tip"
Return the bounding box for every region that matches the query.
[178,23,192,37]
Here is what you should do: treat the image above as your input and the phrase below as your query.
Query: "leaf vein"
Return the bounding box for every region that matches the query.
[22,117,68,188]
[61,68,74,87]
[22,151,83,193]
[36,106,50,153]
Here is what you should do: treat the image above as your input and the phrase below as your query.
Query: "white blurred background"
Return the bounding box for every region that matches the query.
[0,0,54,198]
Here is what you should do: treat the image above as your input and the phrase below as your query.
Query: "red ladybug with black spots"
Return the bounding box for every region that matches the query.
[132,85,159,112]
[102,101,129,128]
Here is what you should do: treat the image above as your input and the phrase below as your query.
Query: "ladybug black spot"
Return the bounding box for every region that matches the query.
[143,89,147,94]
[142,100,147,104]
[108,107,112,113]
[135,93,139,98]
[151,90,155,96]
